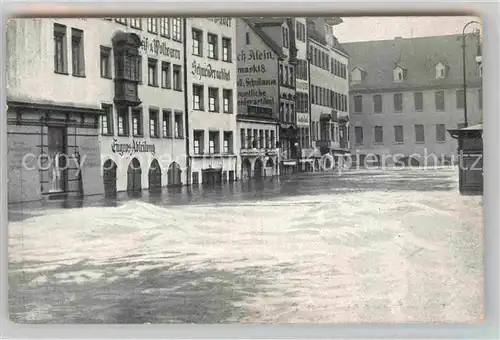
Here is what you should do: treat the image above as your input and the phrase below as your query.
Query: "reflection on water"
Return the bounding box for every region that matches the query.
[8,167,483,323]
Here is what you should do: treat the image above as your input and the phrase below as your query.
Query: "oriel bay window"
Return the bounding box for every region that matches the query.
[148,58,158,86]
[192,28,203,56]
[223,89,233,113]
[54,23,67,74]
[117,107,129,136]
[71,28,85,77]
[162,110,172,137]
[100,104,113,135]
[193,84,204,110]
[208,33,218,59]
[149,109,159,137]
[161,61,171,88]
[132,108,143,136]
[193,130,204,155]
[223,131,233,154]
[174,112,184,138]
[208,87,219,112]
[209,131,220,154]
[112,31,142,106]
[222,37,231,62]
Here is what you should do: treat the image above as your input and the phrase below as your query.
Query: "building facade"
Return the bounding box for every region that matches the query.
[186,18,239,186]
[305,18,350,171]
[343,35,483,167]
[235,18,280,179]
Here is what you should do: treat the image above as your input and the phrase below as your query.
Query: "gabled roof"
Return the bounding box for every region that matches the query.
[243,18,285,59]
[343,34,482,91]
[352,66,366,72]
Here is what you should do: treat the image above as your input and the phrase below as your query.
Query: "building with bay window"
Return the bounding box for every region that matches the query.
[186,18,239,186]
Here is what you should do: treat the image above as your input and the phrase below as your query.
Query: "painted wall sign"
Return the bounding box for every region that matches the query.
[208,17,232,27]
[140,37,181,59]
[296,81,309,92]
[191,61,231,81]
[237,49,276,62]
[237,89,276,106]
[297,113,310,126]
[111,138,156,156]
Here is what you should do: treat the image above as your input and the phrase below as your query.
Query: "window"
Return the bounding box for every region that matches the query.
[208,33,218,59]
[436,124,446,142]
[289,67,294,86]
[161,61,171,88]
[240,129,246,149]
[435,91,445,111]
[193,84,204,110]
[71,28,85,77]
[149,109,159,137]
[253,129,258,148]
[223,89,233,113]
[159,18,170,37]
[209,131,220,154]
[223,131,233,153]
[282,26,289,48]
[147,18,158,34]
[173,65,182,91]
[162,110,171,137]
[117,107,129,136]
[100,104,113,135]
[193,130,204,154]
[285,67,289,85]
[414,92,423,111]
[192,172,199,184]
[246,128,252,149]
[148,58,158,86]
[456,90,465,109]
[394,125,404,144]
[479,88,483,109]
[54,23,67,74]
[222,37,231,62]
[208,87,219,112]
[115,18,127,25]
[393,93,403,112]
[354,95,363,113]
[279,64,284,84]
[245,32,250,44]
[280,102,285,121]
[130,18,142,29]
[296,22,306,42]
[373,94,382,113]
[374,126,384,144]
[285,103,290,122]
[290,103,295,123]
[415,124,425,143]
[265,130,270,149]
[100,46,111,78]
[172,18,182,41]
[132,108,143,136]
[174,112,183,138]
[271,130,275,148]
[192,29,203,56]
[259,130,264,148]
[354,126,363,145]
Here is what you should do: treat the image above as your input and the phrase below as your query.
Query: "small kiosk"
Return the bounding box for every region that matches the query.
[447,124,483,195]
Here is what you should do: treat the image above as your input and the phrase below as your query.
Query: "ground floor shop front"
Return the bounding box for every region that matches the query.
[240,149,279,180]
[189,155,239,187]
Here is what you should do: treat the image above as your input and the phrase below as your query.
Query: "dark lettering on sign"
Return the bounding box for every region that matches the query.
[237,97,275,106]
[191,61,231,81]
[297,114,309,124]
[111,138,156,156]
[237,77,277,87]
[140,37,181,59]
[237,49,275,62]
[208,17,232,27]
[237,64,267,74]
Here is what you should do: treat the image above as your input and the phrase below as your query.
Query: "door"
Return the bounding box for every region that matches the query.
[47,127,67,193]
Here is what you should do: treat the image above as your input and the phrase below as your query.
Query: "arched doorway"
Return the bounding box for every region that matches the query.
[167,162,182,187]
[103,159,117,198]
[241,159,251,179]
[148,159,162,193]
[265,158,274,177]
[254,158,264,178]
[127,157,142,196]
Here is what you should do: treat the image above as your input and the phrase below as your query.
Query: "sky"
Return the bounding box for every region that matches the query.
[333,16,481,43]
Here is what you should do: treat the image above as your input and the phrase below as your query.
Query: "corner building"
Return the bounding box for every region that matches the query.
[185,18,239,186]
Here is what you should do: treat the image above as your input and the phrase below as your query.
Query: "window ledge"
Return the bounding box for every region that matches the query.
[148,84,159,88]
[393,142,404,145]
[133,135,144,138]
[118,134,129,137]
[73,73,86,78]
[415,141,426,144]
[175,136,184,140]
[150,136,160,139]
[221,60,232,63]
[436,140,447,143]
[54,71,69,76]
[163,136,173,139]
[161,86,172,90]
[174,88,183,92]
[101,75,112,80]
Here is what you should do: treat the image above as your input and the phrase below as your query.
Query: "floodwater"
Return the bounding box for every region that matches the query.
[8,167,483,323]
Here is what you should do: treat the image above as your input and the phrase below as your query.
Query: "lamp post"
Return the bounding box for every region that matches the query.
[461,20,481,128]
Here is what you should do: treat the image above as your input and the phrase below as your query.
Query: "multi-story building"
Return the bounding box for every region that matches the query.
[306,18,350,170]
[343,35,483,167]
[235,18,280,179]
[186,18,239,186]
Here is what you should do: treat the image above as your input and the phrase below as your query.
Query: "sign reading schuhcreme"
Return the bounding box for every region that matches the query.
[111,138,156,156]
[140,37,181,59]
[192,61,231,81]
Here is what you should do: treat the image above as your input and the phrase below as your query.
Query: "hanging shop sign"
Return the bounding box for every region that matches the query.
[111,138,156,156]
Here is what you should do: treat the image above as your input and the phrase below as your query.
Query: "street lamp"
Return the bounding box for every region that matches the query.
[461,20,481,128]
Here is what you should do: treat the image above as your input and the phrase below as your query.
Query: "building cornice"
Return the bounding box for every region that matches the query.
[349,82,482,94]
[7,100,104,115]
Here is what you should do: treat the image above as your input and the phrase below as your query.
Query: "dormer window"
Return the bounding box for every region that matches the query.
[351,67,366,84]
[435,62,447,79]
[393,65,407,82]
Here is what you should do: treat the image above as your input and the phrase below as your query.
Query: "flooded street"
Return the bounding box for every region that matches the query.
[8,167,483,323]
